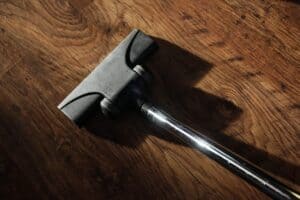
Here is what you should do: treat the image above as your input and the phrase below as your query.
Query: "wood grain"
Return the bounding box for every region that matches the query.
[0,0,299,199]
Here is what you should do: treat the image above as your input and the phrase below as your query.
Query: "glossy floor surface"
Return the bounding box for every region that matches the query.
[0,0,299,199]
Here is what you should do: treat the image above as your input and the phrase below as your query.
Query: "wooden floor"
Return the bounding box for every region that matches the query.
[0,0,299,199]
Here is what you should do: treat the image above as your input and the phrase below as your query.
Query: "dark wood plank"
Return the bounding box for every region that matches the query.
[0,0,299,199]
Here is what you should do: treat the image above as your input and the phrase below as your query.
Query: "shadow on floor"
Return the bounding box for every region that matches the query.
[84,37,299,186]
[287,0,300,5]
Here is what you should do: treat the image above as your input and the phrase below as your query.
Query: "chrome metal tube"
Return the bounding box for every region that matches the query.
[140,103,299,200]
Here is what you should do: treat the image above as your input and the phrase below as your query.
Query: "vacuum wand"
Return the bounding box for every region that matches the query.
[58,29,299,200]
[140,103,299,200]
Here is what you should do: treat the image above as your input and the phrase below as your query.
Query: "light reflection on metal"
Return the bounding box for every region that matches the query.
[141,103,299,200]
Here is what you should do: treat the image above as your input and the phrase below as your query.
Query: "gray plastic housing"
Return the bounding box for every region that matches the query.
[57,29,157,125]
